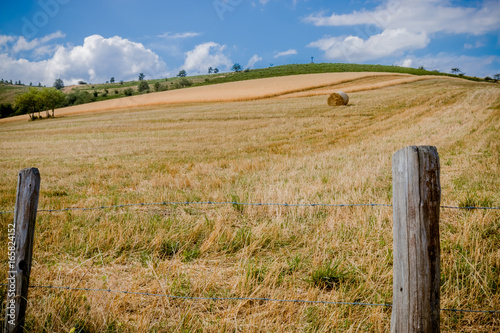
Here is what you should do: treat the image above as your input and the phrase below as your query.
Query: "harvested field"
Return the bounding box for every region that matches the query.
[1,73,450,123]
[0,77,499,332]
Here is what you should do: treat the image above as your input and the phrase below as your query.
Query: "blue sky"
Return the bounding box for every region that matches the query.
[0,0,499,85]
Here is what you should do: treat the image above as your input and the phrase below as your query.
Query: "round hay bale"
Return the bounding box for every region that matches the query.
[327,91,349,106]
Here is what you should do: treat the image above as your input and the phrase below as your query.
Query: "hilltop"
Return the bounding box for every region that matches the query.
[0,63,494,110]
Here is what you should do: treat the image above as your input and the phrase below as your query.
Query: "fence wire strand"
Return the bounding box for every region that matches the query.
[1,200,499,215]
[1,283,498,314]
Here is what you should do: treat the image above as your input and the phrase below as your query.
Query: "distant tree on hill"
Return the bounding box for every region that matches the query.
[15,88,43,120]
[231,63,242,72]
[40,88,65,117]
[138,80,150,92]
[451,68,461,74]
[213,68,219,74]
[154,82,161,92]
[177,70,187,77]
[138,73,145,81]
[110,77,115,83]
[53,78,64,90]
[124,88,134,96]
[177,78,193,88]
[208,67,213,74]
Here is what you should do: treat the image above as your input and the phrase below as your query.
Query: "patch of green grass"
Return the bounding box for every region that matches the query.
[159,240,181,259]
[309,260,349,290]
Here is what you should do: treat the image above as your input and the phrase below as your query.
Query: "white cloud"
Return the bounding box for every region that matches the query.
[0,35,16,48]
[308,29,429,62]
[396,53,500,77]
[158,32,201,39]
[12,31,65,53]
[464,41,486,49]
[400,58,413,67]
[0,34,167,85]
[304,0,500,36]
[246,54,262,68]
[304,0,500,65]
[182,42,232,74]
[274,49,298,58]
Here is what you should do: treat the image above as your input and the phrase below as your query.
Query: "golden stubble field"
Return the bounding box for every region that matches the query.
[0,75,499,332]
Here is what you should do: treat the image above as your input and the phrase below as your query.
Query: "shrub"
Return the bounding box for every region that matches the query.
[154,82,161,92]
[123,88,134,96]
[138,80,150,93]
[66,91,95,106]
[0,103,16,118]
[178,78,193,88]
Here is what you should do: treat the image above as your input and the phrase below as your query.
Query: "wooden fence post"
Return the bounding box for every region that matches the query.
[391,146,441,332]
[4,168,40,333]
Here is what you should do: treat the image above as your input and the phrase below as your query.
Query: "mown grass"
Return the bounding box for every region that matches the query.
[0,77,498,332]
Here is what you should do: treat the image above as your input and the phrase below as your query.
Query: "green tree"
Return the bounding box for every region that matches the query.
[15,88,43,120]
[214,68,219,74]
[123,88,134,96]
[138,73,145,81]
[231,63,242,72]
[177,70,187,77]
[40,88,65,117]
[154,82,161,92]
[110,77,115,83]
[53,78,64,90]
[138,80,150,92]
[208,67,213,74]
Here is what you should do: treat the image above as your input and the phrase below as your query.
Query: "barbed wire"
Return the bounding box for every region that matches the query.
[1,283,498,314]
[0,200,499,215]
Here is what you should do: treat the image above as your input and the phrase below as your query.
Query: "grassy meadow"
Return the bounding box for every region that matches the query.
[0,77,499,332]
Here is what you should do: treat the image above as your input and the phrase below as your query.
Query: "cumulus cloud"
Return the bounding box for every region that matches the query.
[304,0,500,35]
[308,29,429,62]
[0,34,167,85]
[396,54,500,77]
[274,49,298,58]
[0,35,16,48]
[246,54,262,68]
[12,31,65,53]
[305,0,500,63]
[182,42,232,74]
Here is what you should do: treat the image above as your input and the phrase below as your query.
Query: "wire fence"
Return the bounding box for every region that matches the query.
[1,283,498,314]
[1,198,499,322]
[1,199,499,215]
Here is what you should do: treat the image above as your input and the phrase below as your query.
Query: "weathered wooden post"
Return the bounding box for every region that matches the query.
[391,146,441,332]
[4,168,40,333]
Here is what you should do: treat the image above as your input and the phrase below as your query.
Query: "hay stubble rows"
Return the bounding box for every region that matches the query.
[0,75,499,332]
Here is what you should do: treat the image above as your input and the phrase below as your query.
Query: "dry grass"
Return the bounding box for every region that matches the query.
[0,77,499,332]
[0,73,433,124]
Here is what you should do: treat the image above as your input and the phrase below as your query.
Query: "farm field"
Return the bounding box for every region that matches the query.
[0,75,499,332]
[1,72,439,122]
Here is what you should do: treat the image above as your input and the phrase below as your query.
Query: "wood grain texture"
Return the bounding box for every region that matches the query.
[391,146,441,333]
[4,168,40,333]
